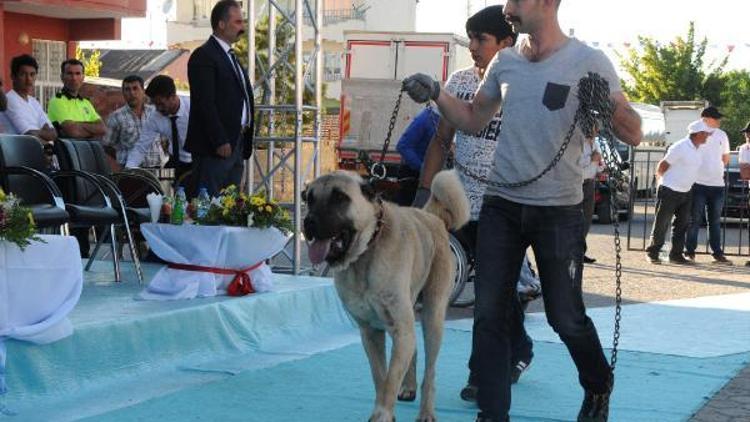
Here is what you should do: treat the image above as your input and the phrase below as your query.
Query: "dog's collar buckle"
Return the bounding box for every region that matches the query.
[367,197,385,247]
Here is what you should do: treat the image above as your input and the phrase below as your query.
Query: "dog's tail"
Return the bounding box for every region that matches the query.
[424,170,470,231]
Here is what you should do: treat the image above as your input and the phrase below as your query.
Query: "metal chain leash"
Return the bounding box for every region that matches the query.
[396,72,624,374]
[369,90,405,181]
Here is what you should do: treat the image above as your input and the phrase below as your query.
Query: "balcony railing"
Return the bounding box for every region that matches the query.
[304,8,367,26]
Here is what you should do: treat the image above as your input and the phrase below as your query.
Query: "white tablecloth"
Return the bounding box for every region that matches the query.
[0,235,83,396]
[139,223,288,300]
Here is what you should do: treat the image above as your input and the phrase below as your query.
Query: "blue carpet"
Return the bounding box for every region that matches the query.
[79,329,748,422]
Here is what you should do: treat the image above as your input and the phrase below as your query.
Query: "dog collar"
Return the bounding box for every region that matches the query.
[367,197,385,247]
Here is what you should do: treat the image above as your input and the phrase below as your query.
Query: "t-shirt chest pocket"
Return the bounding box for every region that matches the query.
[542,82,571,111]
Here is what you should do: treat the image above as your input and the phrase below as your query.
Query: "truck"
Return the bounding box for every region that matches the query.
[338,30,472,175]
[661,100,708,146]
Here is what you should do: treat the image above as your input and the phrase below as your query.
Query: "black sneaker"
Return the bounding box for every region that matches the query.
[646,253,661,264]
[745,261,750,267]
[684,252,695,261]
[510,359,532,384]
[668,254,693,265]
[583,255,597,264]
[577,382,612,422]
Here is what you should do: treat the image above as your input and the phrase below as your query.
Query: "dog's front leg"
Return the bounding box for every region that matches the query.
[369,319,416,422]
[360,325,387,402]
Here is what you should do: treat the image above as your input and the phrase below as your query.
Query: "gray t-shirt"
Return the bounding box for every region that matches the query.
[478,37,621,206]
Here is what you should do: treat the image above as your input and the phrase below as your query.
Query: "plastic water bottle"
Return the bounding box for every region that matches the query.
[196,187,210,219]
[171,186,187,225]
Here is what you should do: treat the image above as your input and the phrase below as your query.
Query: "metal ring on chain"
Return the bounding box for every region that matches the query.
[370,162,387,180]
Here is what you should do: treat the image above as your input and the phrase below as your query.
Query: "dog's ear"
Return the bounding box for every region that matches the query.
[359,181,376,200]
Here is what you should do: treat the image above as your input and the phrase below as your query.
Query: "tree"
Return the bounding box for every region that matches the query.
[75,46,102,77]
[620,22,726,105]
[718,70,750,148]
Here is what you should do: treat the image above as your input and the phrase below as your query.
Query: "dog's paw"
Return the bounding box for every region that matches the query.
[397,388,417,402]
[368,407,395,422]
[415,411,437,422]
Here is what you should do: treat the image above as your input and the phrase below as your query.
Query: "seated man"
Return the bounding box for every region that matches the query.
[395,107,439,205]
[4,55,58,160]
[103,75,164,169]
[47,58,106,140]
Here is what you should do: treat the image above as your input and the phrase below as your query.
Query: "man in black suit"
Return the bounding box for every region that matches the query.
[186,0,254,196]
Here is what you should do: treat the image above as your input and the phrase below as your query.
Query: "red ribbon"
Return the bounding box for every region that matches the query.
[167,261,264,296]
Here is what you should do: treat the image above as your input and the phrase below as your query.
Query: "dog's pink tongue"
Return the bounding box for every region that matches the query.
[308,239,331,265]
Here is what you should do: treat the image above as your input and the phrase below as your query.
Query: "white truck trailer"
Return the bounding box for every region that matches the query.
[338,30,471,173]
[661,100,708,145]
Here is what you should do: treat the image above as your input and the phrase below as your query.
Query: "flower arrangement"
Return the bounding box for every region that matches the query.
[0,188,42,250]
[194,185,293,234]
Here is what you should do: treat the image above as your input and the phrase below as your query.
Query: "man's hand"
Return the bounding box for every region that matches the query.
[412,187,431,208]
[402,73,440,104]
[216,143,232,158]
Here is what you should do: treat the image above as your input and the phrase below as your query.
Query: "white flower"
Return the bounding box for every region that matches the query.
[210,196,222,206]
[246,212,254,227]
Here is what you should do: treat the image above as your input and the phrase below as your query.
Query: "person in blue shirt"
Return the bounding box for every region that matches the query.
[395,107,439,205]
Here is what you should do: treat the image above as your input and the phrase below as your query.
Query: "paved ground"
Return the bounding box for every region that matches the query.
[447,219,750,421]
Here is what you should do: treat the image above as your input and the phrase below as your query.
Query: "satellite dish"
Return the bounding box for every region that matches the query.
[162,0,174,14]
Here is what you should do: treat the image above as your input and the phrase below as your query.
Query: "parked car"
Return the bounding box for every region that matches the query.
[594,138,632,224]
[723,152,749,218]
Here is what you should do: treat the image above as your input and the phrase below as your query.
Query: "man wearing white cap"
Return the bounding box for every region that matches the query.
[646,119,712,264]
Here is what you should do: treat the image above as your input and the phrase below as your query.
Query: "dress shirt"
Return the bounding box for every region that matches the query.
[211,35,249,126]
[126,96,192,168]
[104,103,163,167]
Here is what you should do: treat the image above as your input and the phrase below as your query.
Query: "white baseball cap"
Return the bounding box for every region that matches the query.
[687,119,714,135]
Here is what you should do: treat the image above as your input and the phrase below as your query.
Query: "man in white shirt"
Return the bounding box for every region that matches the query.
[125,75,192,189]
[684,106,731,264]
[4,54,58,146]
[739,122,750,267]
[646,120,711,264]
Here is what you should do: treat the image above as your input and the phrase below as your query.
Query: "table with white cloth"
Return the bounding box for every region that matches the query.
[0,235,83,399]
[139,223,289,301]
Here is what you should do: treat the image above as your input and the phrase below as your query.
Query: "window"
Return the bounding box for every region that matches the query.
[31,39,66,108]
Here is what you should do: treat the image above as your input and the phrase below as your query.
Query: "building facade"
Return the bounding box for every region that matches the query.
[0,0,147,105]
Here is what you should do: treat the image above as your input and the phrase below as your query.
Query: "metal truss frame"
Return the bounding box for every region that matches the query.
[247,0,322,274]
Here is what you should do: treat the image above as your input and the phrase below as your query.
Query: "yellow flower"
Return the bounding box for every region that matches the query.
[222,196,236,209]
[222,208,230,217]
[0,188,6,202]
[27,212,35,224]
[250,196,264,207]
[265,205,273,213]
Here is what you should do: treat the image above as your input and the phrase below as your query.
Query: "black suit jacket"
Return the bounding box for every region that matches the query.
[186,36,254,159]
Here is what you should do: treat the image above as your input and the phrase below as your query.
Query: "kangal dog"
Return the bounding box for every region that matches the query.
[303,170,469,422]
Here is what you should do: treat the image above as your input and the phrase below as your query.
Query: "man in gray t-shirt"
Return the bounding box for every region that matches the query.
[403,1,642,421]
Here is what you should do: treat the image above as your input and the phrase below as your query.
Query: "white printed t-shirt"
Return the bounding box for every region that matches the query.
[444,66,502,220]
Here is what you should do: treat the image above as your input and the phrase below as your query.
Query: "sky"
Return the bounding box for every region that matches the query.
[416,0,750,70]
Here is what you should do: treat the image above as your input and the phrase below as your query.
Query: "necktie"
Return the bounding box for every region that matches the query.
[170,115,181,166]
[228,48,251,119]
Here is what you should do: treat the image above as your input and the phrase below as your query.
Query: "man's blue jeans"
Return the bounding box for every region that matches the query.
[686,184,725,256]
[473,196,611,420]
